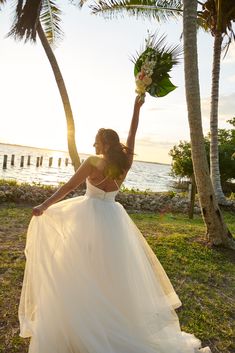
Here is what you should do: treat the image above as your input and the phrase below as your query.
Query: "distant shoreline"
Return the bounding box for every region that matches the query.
[0,142,75,155]
[0,142,170,166]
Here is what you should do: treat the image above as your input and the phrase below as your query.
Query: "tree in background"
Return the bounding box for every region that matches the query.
[6,0,81,171]
[169,141,194,181]
[197,0,235,204]
[207,117,235,189]
[170,118,235,191]
[169,141,198,219]
[183,0,234,249]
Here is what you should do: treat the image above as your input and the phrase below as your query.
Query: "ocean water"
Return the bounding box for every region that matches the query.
[0,143,176,192]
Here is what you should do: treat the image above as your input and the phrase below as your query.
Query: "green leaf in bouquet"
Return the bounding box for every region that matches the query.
[148,76,177,97]
[134,59,142,76]
[148,85,158,97]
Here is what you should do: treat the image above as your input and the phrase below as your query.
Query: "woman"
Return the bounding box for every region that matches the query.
[19,96,211,353]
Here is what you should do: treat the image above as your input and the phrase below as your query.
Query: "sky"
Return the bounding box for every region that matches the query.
[0,1,235,164]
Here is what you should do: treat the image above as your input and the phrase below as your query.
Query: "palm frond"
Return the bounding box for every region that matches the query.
[0,0,7,9]
[197,0,235,36]
[40,0,63,46]
[198,0,235,59]
[196,15,210,32]
[132,32,182,65]
[7,0,42,42]
[90,0,182,21]
[222,27,235,59]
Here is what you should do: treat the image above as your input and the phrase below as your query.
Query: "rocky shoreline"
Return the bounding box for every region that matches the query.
[0,181,234,214]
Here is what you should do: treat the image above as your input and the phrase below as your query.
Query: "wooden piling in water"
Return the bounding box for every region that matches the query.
[40,156,43,166]
[20,156,24,167]
[58,158,62,167]
[49,157,53,167]
[27,156,31,166]
[11,155,15,166]
[3,155,7,169]
[36,157,40,167]
[65,158,69,166]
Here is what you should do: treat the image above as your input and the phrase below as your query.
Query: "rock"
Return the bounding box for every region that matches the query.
[0,181,235,214]
[0,191,7,202]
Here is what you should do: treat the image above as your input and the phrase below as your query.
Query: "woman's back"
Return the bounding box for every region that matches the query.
[87,156,128,192]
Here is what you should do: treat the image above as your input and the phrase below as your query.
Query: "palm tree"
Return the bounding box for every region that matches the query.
[88,0,235,248]
[7,0,81,171]
[183,0,234,249]
[197,0,235,205]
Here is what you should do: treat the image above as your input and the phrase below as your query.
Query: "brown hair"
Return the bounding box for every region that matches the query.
[97,128,132,178]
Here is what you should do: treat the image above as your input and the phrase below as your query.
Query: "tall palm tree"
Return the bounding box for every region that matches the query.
[88,0,235,248]
[7,0,81,171]
[197,0,235,205]
[183,0,234,249]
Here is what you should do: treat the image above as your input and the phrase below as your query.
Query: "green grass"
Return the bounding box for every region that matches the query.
[131,212,235,353]
[0,204,234,353]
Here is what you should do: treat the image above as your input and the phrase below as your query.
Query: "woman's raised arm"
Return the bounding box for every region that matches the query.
[126,95,145,164]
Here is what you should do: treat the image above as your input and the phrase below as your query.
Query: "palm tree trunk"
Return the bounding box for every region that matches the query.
[183,0,235,249]
[210,32,228,204]
[37,21,81,171]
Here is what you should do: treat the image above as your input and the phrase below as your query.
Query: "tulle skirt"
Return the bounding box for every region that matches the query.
[19,194,211,353]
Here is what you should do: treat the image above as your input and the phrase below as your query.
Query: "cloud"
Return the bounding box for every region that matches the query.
[147,107,168,112]
[147,102,186,113]
[201,93,235,120]
[137,137,177,149]
[133,137,178,164]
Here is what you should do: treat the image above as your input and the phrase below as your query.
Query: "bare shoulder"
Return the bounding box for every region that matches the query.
[83,155,99,167]
[85,156,107,175]
[86,155,105,168]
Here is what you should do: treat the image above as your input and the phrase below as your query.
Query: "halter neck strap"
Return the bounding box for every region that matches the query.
[92,176,120,190]
[92,176,109,187]
[113,179,120,189]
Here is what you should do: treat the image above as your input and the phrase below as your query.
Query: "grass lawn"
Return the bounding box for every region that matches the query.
[0,203,234,353]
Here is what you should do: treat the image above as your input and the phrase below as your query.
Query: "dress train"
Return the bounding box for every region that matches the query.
[19,179,211,353]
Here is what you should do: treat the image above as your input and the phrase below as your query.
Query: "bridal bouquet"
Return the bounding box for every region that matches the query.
[133,33,181,98]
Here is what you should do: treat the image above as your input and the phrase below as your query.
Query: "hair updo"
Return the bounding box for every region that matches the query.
[97,128,132,178]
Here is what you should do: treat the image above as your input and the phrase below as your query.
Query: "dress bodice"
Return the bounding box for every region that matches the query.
[85,179,119,202]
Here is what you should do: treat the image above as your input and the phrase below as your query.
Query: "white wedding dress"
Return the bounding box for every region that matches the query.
[19,179,211,353]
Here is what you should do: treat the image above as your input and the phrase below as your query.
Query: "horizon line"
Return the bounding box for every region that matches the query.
[0,141,171,166]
